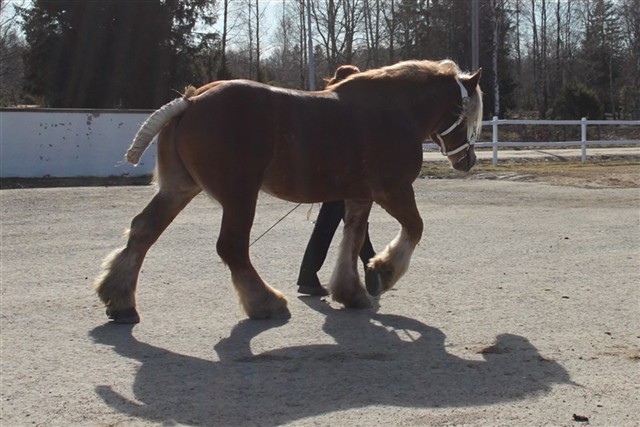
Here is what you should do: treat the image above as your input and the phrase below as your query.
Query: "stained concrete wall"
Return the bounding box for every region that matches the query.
[1,109,156,178]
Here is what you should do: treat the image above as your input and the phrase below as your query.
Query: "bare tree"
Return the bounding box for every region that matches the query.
[362,0,386,67]
[581,0,624,117]
[239,0,269,81]
[299,0,308,87]
[619,0,639,118]
[268,0,304,87]
[217,0,232,79]
[0,0,27,105]
[528,0,550,117]
[512,0,523,107]
[311,0,365,70]
[490,0,506,117]
[383,0,396,63]
[255,0,261,80]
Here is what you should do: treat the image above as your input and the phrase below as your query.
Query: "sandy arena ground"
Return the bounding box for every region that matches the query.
[1,164,639,426]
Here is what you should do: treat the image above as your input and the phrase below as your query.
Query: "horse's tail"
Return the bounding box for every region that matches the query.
[126,86,196,165]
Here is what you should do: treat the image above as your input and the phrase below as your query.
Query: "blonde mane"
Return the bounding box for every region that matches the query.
[334,59,459,85]
[460,73,483,143]
[333,59,483,140]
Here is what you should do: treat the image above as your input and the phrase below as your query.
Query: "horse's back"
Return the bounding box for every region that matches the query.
[172,79,422,204]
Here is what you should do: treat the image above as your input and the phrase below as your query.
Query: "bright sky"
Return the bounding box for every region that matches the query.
[218,0,284,55]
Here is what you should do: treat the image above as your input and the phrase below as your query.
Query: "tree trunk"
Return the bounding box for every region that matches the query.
[255,0,261,81]
[492,0,501,117]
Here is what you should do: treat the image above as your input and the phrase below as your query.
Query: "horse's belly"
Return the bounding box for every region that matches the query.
[260,174,327,204]
[261,165,361,204]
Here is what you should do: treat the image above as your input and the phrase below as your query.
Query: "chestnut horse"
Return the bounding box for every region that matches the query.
[95,59,482,323]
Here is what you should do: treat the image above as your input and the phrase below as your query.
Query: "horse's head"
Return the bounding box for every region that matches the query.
[326,59,482,171]
[432,66,483,172]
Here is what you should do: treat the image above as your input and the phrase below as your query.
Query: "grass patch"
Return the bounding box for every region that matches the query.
[421,156,640,178]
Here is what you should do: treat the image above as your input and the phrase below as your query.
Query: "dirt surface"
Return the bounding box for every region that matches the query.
[421,156,640,189]
[1,161,639,426]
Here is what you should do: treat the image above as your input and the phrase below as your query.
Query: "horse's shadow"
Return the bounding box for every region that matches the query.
[90,299,570,426]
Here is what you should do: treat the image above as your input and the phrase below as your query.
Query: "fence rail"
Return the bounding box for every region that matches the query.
[425,117,640,164]
[1,108,639,178]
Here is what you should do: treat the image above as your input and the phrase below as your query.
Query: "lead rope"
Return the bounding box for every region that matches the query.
[249,203,303,247]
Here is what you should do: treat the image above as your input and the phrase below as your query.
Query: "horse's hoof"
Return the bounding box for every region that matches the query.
[335,290,372,309]
[345,296,373,309]
[365,268,383,297]
[106,307,140,324]
[269,306,292,320]
[247,303,291,320]
[379,269,396,292]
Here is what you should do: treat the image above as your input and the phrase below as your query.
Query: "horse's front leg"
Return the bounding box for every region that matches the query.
[369,185,423,293]
[329,200,373,309]
[216,196,290,320]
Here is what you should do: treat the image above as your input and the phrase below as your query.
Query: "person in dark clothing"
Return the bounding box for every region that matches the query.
[297,200,380,296]
[297,65,382,297]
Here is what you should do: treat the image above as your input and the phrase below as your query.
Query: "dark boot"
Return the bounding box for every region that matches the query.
[297,201,344,296]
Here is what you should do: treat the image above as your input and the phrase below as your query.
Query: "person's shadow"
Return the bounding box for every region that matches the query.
[90,298,570,426]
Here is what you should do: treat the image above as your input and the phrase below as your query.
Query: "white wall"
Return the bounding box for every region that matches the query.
[1,109,156,178]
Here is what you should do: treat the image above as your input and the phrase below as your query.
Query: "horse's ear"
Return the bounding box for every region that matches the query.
[462,68,482,93]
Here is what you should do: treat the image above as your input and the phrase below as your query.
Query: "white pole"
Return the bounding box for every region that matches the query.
[581,117,587,163]
[492,116,499,165]
[306,0,315,91]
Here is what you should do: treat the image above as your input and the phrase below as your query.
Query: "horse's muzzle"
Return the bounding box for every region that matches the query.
[452,150,477,172]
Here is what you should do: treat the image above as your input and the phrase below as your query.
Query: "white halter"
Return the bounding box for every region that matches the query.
[434,79,477,157]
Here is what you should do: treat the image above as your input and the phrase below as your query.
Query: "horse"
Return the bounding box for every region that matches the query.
[94,59,483,323]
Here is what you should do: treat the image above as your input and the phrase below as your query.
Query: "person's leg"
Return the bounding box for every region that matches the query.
[359,223,375,269]
[297,201,344,295]
[358,223,383,297]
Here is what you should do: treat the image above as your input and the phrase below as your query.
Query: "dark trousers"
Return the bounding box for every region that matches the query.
[297,200,376,287]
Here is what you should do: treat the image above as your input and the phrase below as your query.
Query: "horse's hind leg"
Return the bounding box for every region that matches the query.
[369,185,423,293]
[95,119,200,323]
[329,200,373,309]
[94,186,199,323]
[215,193,290,320]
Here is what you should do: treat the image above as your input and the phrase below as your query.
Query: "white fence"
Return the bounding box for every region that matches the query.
[425,117,640,164]
[2,109,639,178]
[0,108,154,178]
